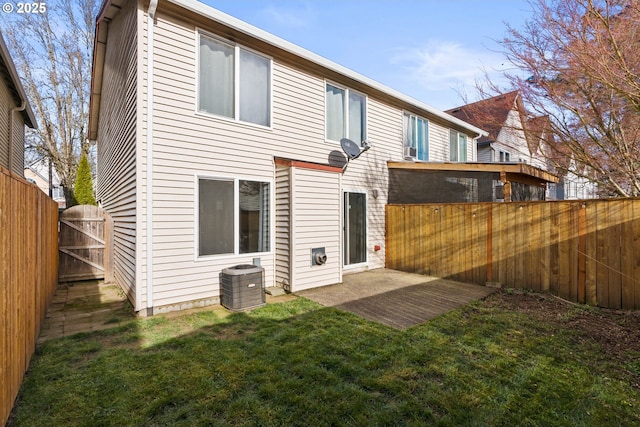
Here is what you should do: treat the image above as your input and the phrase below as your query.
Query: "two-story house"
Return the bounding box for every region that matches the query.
[89,0,489,316]
[447,91,547,168]
[446,91,563,201]
[449,92,595,200]
[24,158,67,208]
[0,30,36,177]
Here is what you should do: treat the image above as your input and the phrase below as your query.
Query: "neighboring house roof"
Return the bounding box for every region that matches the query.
[0,30,37,128]
[89,0,487,141]
[446,91,522,145]
[25,158,62,186]
[525,115,549,155]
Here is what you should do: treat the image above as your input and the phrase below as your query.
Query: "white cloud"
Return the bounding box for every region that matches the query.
[390,39,506,95]
[261,3,314,28]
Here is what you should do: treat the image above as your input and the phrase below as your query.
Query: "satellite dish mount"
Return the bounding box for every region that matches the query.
[340,138,373,172]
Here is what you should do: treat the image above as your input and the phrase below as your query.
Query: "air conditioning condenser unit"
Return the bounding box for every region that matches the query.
[219,264,265,311]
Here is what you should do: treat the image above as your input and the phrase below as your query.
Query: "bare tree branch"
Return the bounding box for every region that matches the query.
[483,0,640,197]
[1,0,99,206]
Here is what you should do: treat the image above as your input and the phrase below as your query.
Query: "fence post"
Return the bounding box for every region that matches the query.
[486,204,493,284]
[577,203,587,303]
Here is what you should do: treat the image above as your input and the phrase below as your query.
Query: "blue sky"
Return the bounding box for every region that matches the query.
[202,0,534,110]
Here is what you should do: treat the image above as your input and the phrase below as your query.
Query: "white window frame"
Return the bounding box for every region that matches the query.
[403,112,429,161]
[195,175,274,260]
[325,80,367,143]
[196,30,273,129]
[449,129,468,162]
[52,186,64,200]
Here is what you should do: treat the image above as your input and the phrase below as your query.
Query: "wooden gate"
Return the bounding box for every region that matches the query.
[58,205,105,282]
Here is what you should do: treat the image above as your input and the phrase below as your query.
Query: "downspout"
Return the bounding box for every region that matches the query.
[146,0,158,316]
[8,102,26,174]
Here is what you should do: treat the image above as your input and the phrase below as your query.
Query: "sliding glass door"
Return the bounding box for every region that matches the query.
[344,192,367,265]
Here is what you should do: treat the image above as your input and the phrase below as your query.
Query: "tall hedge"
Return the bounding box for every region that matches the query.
[73,153,97,206]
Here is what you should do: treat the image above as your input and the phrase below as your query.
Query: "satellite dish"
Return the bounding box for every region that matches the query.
[340,138,361,160]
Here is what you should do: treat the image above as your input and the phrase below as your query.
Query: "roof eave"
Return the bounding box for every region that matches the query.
[0,31,37,128]
[89,0,125,141]
[166,0,488,138]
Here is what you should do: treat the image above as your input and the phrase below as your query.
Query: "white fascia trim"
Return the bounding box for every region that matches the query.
[166,0,487,138]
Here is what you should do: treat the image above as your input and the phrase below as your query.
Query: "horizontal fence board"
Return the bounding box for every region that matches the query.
[1,166,58,426]
[386,198,640,310]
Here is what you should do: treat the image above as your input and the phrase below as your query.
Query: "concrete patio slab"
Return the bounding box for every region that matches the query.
[38,280,297,343]
[297,269,496,329]
[38,270,494,341]
[38,280,134,343]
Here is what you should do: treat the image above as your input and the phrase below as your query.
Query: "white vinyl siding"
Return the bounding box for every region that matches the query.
[496,109,530,164]
[0,70,26,177]
[135,13,277,311]
[289,167,341,291]
[423,122,448,162]
[107,7,481,311]
[95,0,138,303]
[341,99,402,271]
[0,78,9,170]
[275,166,290,287]
[9,112,25,177]
[477,146,493,163]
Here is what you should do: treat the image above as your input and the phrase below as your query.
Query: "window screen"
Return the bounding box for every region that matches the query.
[199,179,234,255]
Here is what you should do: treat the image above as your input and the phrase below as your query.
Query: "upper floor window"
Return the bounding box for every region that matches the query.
[326,83,366,143]
[198,33,271,127]
[403,113,429,161]
[449,130,468,162]
[499,151,511,162]
[52,186,64,200]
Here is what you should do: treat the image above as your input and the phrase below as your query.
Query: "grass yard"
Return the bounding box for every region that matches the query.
[9,291,640,426]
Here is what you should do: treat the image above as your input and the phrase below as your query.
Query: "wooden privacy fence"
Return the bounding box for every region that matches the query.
[386,199,640,310]
[0,166,59,426]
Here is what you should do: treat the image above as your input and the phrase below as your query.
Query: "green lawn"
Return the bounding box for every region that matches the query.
[9,292,640,426]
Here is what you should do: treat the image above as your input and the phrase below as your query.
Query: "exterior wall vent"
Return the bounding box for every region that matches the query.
[311,247,327,266]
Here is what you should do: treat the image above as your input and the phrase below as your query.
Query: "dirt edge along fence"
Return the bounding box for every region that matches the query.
[1,166,59,426]
[386,199,640,310]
